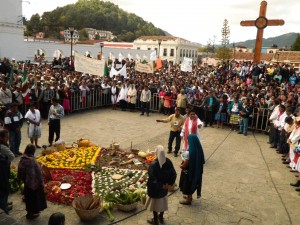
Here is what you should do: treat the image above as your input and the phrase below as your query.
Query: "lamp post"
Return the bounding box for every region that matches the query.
[158,40,162,58]
[100,42,104,60]
[69,27,74,61]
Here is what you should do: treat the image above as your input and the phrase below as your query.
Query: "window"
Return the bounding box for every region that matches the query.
[170,49,174,57]
[180,49,183,57]
[154,48,157,53]
[148,48,151,50]
[183,49,186,57]
[189,50,191,57]
[137,47,140,50]
[163,48,167,56]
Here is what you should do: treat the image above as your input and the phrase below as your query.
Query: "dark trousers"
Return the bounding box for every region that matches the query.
[9,130,21,154]
[128,102,135,111]
[41,101,51,119]
[168,131,181,153]
[269,123,275,144]
[48,119,60,144]
[119,100,127,111]
[205,110,214,126]
[141,102,150,115]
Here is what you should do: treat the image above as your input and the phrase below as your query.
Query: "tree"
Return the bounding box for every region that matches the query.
[291,34,300,51]
[221,19,230,47]
[217,19,231,61]
[79,29,88,41]
[216,47,231,61]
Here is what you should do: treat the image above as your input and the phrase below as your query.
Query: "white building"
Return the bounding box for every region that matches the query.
[0,0,25,59]
[133,36,202,64]
[85,28,115,40]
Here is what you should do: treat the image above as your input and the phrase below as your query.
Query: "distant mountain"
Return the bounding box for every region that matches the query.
[232,32,299,49]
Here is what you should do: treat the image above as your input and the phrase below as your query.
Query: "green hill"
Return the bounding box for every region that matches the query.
[233,32,299,49]
[24,0,165,41]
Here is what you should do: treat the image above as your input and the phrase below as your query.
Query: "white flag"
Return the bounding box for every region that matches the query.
[119,53,124,61]
[143,54,148,60]
[135,54,140,61]
[150,51,157,61]
[109,66,118,78]
[128,53,133,60]
[119,64,127,78]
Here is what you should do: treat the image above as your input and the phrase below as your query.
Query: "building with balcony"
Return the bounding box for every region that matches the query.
[133,36,202,64]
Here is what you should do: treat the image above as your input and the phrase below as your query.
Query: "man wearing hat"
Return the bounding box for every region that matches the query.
[4,103,23,156]
[156,108,184,157]
[39,82,54,119]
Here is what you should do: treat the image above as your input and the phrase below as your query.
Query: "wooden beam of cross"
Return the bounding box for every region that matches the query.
[240,1,284,63]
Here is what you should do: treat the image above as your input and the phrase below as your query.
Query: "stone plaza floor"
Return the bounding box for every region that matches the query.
[1,108,299,225]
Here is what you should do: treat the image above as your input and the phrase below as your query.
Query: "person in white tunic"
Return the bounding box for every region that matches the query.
[127,84,137,112]
[117,84,128,111]
[287,116,300,171]
[25,103,42,148]
[111,83,118,110]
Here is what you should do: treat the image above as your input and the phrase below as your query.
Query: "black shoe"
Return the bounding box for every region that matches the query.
[270,145,277,148]
[26,213,39,220]
[48,144,52,147]
[167,151,172,154]
[238,132,243,134]
[140,113,144,116]
[290,180,300,187]
[35,145,41,148]
[282,161,290,164]
[174,153,178,157]
[147,218,159,225]
[158,216,164,224]
[244,133,248,136]
[295,188,300,192]
[15,151,22,155]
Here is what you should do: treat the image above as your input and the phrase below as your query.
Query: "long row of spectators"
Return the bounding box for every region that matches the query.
[1,56,300,190]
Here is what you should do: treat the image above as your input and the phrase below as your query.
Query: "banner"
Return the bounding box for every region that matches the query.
[180,57,193,72]
[74,52,105,76]
[136,61,154,74]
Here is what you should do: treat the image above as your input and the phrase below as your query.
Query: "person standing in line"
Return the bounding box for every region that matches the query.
[0,129,14,214]
[38,82,54,119]
[179,134,205,205]
[180,110,203,152]
[4,103,23,156]
[140,85,151,116]
[17,144,47,219]
[146,145,177,225]
[127,84,137,112]
[25,103,42,148]
[201,91,218,127]
[111,82,118,110]
[176,89,189,115]
[156,108,184,157]
[117,84,128,111]
[48,98,64,147]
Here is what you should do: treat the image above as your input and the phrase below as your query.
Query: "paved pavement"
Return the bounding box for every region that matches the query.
[1,108,300,225]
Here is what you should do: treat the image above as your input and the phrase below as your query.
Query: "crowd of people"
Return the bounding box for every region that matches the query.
[1,55,300,222]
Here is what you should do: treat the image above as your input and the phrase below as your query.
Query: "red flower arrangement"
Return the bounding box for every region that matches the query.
[46,169,93,205]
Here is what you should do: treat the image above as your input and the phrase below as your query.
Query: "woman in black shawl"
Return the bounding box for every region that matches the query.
[179,134,205,205]
[17,144,47,219]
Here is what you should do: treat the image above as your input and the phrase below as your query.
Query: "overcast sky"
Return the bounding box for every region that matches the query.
[22,0,300,45]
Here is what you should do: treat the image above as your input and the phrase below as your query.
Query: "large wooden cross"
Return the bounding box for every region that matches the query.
[240,1,284,63]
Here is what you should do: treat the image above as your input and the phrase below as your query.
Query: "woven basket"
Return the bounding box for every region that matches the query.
[116,202,138,212]
[72,196,101,221]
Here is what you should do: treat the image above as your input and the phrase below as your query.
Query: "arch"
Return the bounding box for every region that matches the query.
[85,50,93,58]
[34,48,47,62]
[53,49,65,59]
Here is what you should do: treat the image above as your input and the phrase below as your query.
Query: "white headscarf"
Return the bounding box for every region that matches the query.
[156,145,166,168]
